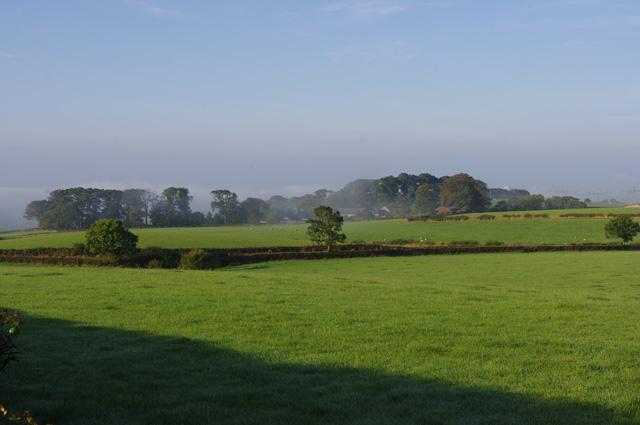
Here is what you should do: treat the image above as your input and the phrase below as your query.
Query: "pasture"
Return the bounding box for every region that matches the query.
[2,251,640,424]
[2,206,640,250]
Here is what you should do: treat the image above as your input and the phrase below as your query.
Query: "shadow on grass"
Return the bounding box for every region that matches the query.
[4,315,635,425]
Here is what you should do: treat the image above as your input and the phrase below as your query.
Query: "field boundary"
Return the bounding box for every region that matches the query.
[1,242,640,269]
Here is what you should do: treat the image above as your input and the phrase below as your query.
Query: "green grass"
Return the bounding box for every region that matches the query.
[466,206,640,218]
[2,252,640,424]
[1,207,638,249]
[1,217,638,250]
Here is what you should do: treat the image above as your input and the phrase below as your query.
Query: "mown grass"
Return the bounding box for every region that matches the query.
[2,252,640,424]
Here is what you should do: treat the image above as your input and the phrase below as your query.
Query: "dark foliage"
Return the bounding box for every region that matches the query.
[85,219,138,259]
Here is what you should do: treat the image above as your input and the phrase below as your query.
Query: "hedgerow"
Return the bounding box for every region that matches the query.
[3,243,640,270]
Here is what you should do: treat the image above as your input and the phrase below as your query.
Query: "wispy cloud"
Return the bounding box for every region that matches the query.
[123,0,188,19]
[1,53,25,59]
[323,1,453,19]
[513,0,604,15]
[323,1,409,18]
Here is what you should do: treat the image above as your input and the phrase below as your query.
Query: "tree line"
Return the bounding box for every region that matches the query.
[23,172,587,230]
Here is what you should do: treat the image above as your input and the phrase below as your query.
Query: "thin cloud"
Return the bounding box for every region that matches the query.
[1,53,25,59]
[513,0,603,15]
[123,0,188,19]
[323,1,453,19]
[323,1,409,18]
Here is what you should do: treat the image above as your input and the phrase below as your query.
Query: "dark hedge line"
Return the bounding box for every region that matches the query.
[0,255,114,267]
[407,213,639,222]
[2,243,640,270]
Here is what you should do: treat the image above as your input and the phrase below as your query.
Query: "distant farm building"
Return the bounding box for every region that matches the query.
[338,208,366,218]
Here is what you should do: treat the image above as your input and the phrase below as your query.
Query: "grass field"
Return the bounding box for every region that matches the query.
[2,252,640,424]
[2,207,640,250]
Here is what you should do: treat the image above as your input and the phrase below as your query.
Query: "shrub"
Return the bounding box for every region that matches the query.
[449,240,480,246]
[85,219,138,259]
[180,249,220,270]
[386,238,415,245]
[0,406,50,424]
[0,308,22,373]
[71,242,87,256]
[484,240,505,246]
[605,215,640,244]
[445,215,470,221]
[147,259,163,269]
[428,213,447,221]
[475,214,495,220]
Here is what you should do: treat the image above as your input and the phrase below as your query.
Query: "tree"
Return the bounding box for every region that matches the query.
[296,196,320,219]
[524,194,545,211]
[604,215,640,244]
[388,194,411,217]
[439,173,490,213]
[150,187,193,227]
[240,197,266,223]
[328,179,375,209]
[211,190,241,224]
[23,200,52,224]
[85,219,139,258]
[122,189,157,226]
[306,206,346,252]
[412,184,440,216]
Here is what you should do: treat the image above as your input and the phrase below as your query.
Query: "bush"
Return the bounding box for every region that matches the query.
[475,214,496,220]
[71,242,86,256]
[605,215,640,244]
[0,308,22,373]
[484,240,505,246]
[147,259,163,269]
[180,249,220,270]
[449,240,480,246]
[444,215,470,221]
[387,238,415,245]
[85,219,138,259]
[428,213,447,221]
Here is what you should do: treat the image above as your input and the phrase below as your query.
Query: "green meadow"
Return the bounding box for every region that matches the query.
[2,206,640,250]
[3,251,640,424]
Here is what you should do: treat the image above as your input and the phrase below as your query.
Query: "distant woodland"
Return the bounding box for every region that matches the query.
[23,172,587,230]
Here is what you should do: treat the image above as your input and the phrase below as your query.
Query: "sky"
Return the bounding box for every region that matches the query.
[2,0,640,229]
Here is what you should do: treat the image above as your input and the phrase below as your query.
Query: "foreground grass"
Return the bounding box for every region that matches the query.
[3,212,640,249]
[2,252,640,424]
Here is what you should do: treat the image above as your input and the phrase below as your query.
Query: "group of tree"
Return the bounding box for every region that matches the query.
[24,172,593,231]
[24,187,202,230]
[491,195,586,213]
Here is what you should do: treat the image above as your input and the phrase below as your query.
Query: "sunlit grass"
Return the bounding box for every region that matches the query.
[1,207,638,249]
[2,252,640,424]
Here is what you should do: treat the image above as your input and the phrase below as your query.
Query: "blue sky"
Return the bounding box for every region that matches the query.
[2,1,640,228]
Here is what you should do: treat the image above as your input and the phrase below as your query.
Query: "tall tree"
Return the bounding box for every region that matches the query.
[211,190,241,224]
[369,175,400,206]
[151,187,193,227]
[122,189,157,227]
[306,206,346,252]
[439,173,490,213]
[241,197,265,224]
[412,184,440,216]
